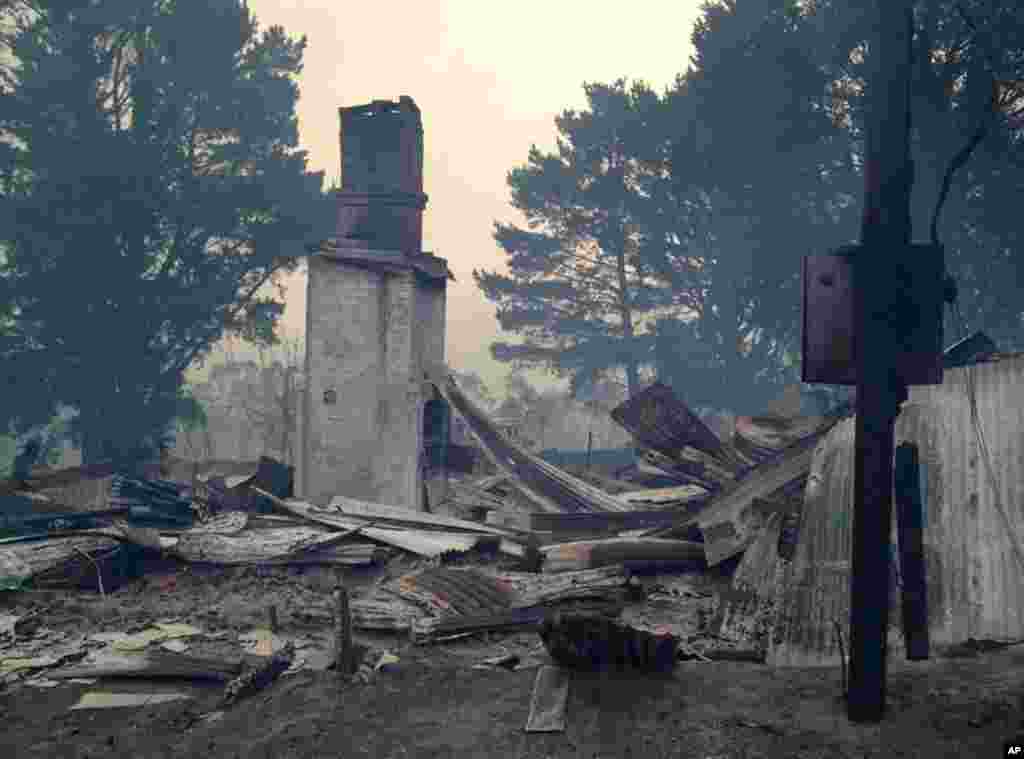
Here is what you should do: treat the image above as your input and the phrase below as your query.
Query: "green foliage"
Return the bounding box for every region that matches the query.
[0,1,335,465]
[476,80,676,397]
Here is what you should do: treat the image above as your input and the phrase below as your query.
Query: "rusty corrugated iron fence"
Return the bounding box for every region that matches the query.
[770,355,1024,666]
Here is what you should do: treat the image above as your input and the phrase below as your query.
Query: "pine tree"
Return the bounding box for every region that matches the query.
[476,80,675,398]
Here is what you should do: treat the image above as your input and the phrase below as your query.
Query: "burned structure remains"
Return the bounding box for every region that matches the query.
[298,97,452,509]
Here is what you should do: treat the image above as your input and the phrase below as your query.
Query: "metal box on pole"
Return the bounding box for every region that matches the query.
[801,244,945,387]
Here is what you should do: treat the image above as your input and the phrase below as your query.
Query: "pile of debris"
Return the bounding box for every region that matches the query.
[0,377,840,651]
[7,355,1019,733]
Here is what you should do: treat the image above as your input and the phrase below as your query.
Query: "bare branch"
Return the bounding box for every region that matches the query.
[930,121,987,245]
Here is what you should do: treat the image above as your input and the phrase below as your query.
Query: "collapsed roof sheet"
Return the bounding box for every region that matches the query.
[610,382,727,461]
[438,376,630,514]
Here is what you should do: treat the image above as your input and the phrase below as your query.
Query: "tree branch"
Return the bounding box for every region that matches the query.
[169,263,283,375]
[930,121,988,246]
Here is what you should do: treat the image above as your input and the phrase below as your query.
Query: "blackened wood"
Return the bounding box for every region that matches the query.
[848,0,915,724]
[334,587,354,676]
[894,443,930,660]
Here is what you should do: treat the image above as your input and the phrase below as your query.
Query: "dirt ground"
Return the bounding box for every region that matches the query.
[2,564,1023,759]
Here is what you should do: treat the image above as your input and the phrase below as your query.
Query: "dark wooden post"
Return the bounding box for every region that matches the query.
[894,442,930,660]
[334,586,354,677]
[848,0,915,723]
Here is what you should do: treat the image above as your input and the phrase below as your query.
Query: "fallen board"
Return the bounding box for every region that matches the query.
[524,665,570,733]
[0,535,121,588]
[260,493,513,558]
[689,442,817,566]
[170,525,367,564]
[328,495,519,537]
[70,691,192,710]
[642,424,832,567]
[51,652,243,682]
[541,537,706,573]
[528,509,701,537]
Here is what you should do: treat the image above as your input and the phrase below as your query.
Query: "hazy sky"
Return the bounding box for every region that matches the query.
[252,0,705,392]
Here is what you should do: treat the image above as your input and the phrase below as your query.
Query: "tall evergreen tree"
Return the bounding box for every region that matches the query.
[476,80,675,398]
[0,1,333,466]
[648,0,854,412]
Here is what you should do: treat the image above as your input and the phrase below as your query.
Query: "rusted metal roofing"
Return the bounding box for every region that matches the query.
[397,568,513,617]
[439,377,630,513]
[770,355,1024,667]
[610,382,728,461]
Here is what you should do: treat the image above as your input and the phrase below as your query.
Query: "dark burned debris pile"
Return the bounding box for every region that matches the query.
[1,356,1021,730]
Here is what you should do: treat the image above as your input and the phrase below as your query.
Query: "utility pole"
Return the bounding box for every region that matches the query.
[848,0,916,723]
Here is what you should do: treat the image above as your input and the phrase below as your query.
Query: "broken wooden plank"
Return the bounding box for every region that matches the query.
[334,588,354,676]
[257,491,515,558]
[0,535,121,589]
[643,422,831,567]
[541,537,705,573]
[51,651,243,682]
[528,509,698,538]
[171,529,386,566]
[694,443,816,567]
[171,526,350,564]
[70,691,193,710]
[327,495,519,537]
[524,665,570,733]
[262,543,389,567]
[505,566,631,607]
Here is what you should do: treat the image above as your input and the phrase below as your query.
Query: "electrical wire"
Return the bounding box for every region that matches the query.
[950,301,1024,574]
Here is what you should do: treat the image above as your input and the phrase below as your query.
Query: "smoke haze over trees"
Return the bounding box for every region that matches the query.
[480,0,1024,414]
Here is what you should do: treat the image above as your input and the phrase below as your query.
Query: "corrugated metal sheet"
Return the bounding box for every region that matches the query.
[439,377,630,513]
[610,382,727,461]
[770,355,1024,667]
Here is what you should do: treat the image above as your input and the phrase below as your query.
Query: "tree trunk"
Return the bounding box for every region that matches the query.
[617,227,639,397]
